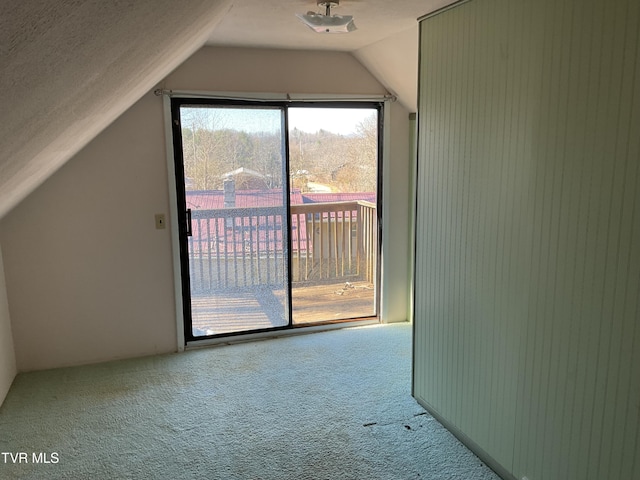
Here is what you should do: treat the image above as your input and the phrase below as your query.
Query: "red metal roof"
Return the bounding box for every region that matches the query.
[186,189,304,209]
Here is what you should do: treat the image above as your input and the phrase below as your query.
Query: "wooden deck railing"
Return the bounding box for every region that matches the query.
[187,201,377,292]
[290,201,377,285]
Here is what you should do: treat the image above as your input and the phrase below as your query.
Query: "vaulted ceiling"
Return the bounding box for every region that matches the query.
[0,0,453,220]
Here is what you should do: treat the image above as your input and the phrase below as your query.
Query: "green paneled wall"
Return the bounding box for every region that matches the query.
[413,0,640,479]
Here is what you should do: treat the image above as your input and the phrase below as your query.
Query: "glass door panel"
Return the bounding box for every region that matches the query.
[178,104,289,338]
[287,107,379,324]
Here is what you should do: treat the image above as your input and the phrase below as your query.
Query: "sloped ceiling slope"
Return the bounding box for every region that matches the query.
[0,0,231,220]
[354,27,419,112]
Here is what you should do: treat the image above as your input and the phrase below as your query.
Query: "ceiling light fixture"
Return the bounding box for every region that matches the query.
[296,1,357,34]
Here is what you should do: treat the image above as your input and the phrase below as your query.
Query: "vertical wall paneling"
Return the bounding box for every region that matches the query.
[413,0,640,479]
[0,244,16,407]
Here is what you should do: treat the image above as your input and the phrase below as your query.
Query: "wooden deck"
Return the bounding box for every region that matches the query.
[191,281,376,337]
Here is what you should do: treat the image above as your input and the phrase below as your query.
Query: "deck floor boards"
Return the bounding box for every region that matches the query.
[191,281,375,336]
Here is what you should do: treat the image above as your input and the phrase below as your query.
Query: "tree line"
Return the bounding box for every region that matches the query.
[181,112,377,193]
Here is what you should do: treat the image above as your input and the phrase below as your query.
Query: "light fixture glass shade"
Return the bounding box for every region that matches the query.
[295,12,357,33]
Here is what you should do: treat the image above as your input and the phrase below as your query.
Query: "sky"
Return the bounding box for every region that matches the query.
[181,106,376,135]
[288,107,376,135]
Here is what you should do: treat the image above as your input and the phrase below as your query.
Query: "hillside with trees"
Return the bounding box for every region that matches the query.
[180,111,377,193]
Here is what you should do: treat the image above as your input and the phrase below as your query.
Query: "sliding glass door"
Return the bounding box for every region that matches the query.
[173,101,290,340]
[171,99,381,342]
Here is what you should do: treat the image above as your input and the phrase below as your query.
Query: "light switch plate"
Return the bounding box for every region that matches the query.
[155,214,166,229]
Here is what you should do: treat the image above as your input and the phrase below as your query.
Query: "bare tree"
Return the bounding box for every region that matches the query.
[181,108,228,191]
[332,113,378,192]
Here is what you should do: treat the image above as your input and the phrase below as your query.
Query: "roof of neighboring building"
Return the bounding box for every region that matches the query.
[221,167,266,179]
[186,189,305,210]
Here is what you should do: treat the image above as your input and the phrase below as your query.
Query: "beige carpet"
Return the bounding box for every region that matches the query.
[0,323,500,479]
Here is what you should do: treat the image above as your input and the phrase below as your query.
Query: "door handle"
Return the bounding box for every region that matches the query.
[186,208,193,237]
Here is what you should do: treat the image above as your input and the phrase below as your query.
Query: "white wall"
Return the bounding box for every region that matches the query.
[413,0,640,479]
[0,93,176,372]
[380,101,413,323]
[0,243,17,406]
[161,47,385,95]
[0,47,411,372]
[354,27,419,112]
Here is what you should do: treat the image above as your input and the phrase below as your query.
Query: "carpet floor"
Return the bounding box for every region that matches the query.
[0,323,500,479]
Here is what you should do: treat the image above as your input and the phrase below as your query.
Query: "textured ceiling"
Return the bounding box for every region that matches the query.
[207,0,452,51]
